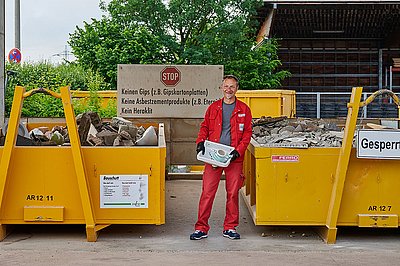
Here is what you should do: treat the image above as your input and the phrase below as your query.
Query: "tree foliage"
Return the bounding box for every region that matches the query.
[69,0,290,89]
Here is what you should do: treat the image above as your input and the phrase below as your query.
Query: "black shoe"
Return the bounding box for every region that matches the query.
[190,230,208,240]
[223,229,240,240]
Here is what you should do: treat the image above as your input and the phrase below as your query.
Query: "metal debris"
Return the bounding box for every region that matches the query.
[253,116,343,148]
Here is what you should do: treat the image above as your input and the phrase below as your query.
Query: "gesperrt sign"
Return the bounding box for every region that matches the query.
[357,129,400,159]
[117,65,223,118]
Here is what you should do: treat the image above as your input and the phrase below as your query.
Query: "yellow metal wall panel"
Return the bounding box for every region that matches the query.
[83,147,165,224]
[236,90,296,118]
[358,214,398,228]
[0,135,166,225]
[243,143,400,227]
[2,147,84,223]
[254,147,338,225]
[71,90,116,109]
[24,206,64,222]
[338,149,400,225]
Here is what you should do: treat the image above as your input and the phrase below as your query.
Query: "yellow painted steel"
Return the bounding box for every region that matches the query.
[71,90,116,109]
[23,88,61,99]
[358,214,398,228]
[236,90,296,118]
[0,86,166,242]
[242,87,400,244]
[24,206,64,222]
[322,87,363,243]
[359,89,400,119]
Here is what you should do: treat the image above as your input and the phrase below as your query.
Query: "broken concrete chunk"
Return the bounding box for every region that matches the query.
[87,134,104,146]
[37,127,49,134]
[51,131,65,145]
[270,128,280,135]
[118,124,138,140]
[78,112,91,145]
[136,126,157,146]
[279,126,296,133]
[51,126,64,134]
[119,130,132,140]
[294,124,303,132]
[87,124,98,141]
[122,139,134,146]
[29,128,48,141]
[253,117,344,148]
[113,135,122,146]
[14,112,159,147]
[87,111,102,131]
[44,131,53,140]
[97,129,118,146]
[76,113,83,124]
[111,117,133,128]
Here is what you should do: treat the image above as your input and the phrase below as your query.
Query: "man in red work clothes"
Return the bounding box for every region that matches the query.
[190,75,252,240]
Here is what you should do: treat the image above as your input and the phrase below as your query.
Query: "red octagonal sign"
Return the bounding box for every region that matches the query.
[161,66,181,87]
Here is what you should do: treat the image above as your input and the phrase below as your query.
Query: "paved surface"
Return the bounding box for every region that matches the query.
[1,180,400,265]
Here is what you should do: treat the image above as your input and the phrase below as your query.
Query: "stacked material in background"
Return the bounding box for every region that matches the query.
[393,58,400,68]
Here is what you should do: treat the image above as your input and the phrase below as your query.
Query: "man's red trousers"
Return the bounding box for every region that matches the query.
[194,162,244,233]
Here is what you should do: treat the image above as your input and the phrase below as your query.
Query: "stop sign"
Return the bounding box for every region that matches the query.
[161,66,181,86]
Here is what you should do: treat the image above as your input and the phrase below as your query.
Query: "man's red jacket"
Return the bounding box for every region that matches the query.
[196,98,253,162]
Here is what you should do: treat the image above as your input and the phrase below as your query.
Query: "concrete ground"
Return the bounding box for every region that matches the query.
[1,180,400,265]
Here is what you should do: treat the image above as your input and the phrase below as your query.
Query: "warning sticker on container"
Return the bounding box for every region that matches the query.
[271,155,299,162]
[100,174,148,208]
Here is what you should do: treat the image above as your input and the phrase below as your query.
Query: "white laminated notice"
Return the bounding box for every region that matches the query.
[197,140,235,167]
[100,174,148,208]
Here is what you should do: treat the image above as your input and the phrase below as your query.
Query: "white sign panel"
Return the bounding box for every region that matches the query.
[100,174,148,208]
[357,129,400,159]
[117,64,223,118]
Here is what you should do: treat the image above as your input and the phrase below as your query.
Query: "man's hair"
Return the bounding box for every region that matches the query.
[223,75,239,87]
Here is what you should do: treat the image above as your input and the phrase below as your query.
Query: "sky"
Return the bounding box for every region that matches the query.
[5,0,108,64]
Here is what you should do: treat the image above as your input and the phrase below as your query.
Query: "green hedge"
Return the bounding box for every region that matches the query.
[5,62,116,118]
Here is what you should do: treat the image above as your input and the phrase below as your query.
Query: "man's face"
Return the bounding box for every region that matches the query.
[221,78,238,100]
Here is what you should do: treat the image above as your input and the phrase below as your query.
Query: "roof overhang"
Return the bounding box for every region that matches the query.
[256,1,400,43]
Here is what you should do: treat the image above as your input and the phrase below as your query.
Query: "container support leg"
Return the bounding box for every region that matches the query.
[0,224,7,240]
[60,86,99,242]
[0,86,25,241]
[319,87,363,244]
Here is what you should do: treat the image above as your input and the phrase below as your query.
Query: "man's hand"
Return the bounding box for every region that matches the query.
[230,150,240,162]
[196,141,205,155]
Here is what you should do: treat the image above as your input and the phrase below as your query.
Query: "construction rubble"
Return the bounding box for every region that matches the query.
[0,111,158,147]
[252,116,344,148]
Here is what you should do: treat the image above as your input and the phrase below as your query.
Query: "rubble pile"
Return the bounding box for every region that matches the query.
[26,111,158,147]
[29,125,69,146]
[252,116,344,148]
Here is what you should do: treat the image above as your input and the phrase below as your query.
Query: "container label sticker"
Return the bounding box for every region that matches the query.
[271,155,299,162]
[357,129,400,159]
[100,174,148,208]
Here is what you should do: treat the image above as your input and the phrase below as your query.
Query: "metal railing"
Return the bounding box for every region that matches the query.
[297,91,400,118]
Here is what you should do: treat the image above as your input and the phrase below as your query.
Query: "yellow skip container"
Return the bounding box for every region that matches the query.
[0,86,166,242]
